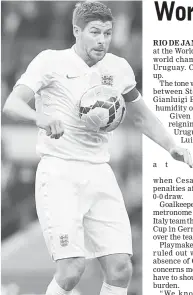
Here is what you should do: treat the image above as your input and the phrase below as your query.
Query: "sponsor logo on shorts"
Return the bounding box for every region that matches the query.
[60,234,69,247]
[101,75,113,86]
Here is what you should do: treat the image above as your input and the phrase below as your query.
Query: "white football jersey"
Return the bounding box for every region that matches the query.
[15,46,136,163]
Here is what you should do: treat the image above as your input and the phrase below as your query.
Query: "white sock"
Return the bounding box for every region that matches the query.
[99,282,128,295]
[45,277,74,295]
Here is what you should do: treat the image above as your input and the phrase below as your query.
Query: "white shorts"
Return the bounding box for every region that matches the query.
[35,156,132,261]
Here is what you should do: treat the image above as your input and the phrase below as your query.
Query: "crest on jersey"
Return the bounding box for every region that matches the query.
[101,75,114,86]
[59,234,69,247]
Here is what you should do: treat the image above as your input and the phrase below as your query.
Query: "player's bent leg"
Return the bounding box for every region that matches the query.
[55,257,86,291]
[84,163,133,294]
[36,158,87,294]
[46,257,85,295]
[98,253,132,290]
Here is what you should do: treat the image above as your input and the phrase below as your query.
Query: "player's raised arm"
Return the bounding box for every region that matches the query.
[3,85,36,122]
[123,89,193,168]
[3,50,65,140]
[3,85,64,140]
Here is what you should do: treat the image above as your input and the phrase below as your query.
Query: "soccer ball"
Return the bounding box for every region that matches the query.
[79,85,126,132]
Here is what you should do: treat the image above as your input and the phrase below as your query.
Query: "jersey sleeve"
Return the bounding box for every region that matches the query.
[120,58,137,95]
[14,50,51,94]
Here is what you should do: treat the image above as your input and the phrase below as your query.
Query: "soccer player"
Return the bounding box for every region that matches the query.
[3,2,192,295]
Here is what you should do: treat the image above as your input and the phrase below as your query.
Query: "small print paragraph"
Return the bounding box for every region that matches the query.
[152,39,193,144]
[152,175,193,295]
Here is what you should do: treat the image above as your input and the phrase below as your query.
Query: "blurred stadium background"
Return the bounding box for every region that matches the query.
[1,1,142,295]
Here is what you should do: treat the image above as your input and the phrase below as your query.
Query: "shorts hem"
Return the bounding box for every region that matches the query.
[51,249,133,261]
[52,252,85,261]
[86,249,133,259]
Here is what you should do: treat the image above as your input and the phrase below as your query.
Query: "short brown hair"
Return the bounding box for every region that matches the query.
[72,1,113,29]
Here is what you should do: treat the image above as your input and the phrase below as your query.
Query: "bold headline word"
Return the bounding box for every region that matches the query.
[155,1,193,21]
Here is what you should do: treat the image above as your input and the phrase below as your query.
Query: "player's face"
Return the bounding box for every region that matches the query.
[78,20,113,65]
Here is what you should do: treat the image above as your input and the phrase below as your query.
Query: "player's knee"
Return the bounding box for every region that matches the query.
[106,255,132,287]
[55,257,85,291]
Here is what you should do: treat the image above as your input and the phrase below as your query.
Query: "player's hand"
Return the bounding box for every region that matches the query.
[170,146,193,168]
[36,113,64,139]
